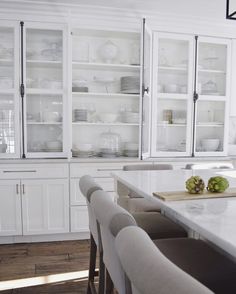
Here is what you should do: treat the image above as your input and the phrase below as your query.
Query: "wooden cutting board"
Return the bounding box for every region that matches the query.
[153,188,236,201]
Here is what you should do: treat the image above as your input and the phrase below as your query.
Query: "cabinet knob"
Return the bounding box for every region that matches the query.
[16,184,19,194]
[22,184,25,194]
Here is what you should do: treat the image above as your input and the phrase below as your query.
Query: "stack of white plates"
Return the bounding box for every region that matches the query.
[120,76,140,94]
[121,112,139,123]
[123,142,139,157]
[73,109,87,122]
[72,149,95,158]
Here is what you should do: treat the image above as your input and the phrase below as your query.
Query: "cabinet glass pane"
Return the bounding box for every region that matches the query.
[142,26,151,155]
[157,38,189,94]
[0,27,14,89]
[26,95,63,152]
[198,42,227,96]
[25,28,64,155]
[155,99,188,152]
[0,95,15,154]
[195,101,225,152]
[26,28,63,89]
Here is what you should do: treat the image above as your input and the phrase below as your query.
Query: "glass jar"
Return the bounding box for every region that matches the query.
[98,130,121,157]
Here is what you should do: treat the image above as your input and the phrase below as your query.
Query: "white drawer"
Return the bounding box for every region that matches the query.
[70,177,115,205]
[70,206,89,233]
[0,164,68,179]
[70,163,124,178]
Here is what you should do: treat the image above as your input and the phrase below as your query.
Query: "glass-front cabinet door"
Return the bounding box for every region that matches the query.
[141,19,152,159]
[194,37,230,156]
[151,33,194,157]
[23,22,67,158]
[0,22,20,158]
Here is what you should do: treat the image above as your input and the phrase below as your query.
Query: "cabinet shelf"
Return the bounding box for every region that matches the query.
[72,122,139,126]
[196,123,224,127]
[72,92,139,98]
[72,61,140,71]
[26,89,63,95]
[26,60,62,68]
[157,93,188,100]
[157,123,186,127]
[158,66,187,71]
[198,69,226,74]
[0,89,15,94]
[0,59,13,66]
[27,122,62,125]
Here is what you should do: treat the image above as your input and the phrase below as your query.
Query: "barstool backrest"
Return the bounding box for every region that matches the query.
[123,164,173,171]
[115,226,214,294]
[91,190,136,294]
[79,175,103,245]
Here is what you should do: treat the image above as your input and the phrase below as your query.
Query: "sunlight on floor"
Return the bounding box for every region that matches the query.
[0,270,90,291]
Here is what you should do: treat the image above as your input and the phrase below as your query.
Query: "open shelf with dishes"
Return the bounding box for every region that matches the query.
[71,27,141,159]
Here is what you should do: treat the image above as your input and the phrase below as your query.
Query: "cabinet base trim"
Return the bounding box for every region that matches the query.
[0,232,89,244]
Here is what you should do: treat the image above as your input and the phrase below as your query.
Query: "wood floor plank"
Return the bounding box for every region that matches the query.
[0,240,93,293]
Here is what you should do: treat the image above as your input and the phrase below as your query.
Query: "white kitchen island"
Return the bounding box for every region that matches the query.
[112,169,236,260]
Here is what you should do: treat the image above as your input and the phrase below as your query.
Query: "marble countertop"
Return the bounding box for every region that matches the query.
[112,169,236,259]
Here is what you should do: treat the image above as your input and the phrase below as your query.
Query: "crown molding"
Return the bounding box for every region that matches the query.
[1,0,236,38]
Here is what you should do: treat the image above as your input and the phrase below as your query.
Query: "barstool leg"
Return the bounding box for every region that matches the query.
[87,234,97,294]
[105,268,114,294]
[98,251,105,294]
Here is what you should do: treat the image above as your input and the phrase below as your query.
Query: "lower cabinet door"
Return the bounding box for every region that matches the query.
[70,206,89,233]
[0,180,22,236]
[21,179,69,235]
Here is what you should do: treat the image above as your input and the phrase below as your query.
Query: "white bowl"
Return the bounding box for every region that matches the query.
[201,139,220,151]
[99,113,117,123]
[76,143,93,152]
[43,111,61,122]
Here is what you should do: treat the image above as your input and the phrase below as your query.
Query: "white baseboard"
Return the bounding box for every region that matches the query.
[0,232,90,244]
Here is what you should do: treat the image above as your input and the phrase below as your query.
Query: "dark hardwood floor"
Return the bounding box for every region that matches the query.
[0,240,95,293]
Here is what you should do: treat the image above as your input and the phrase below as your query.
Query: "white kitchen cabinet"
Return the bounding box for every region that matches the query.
[0,164,69,237]
[140,19,152,159]
[23,22,68,158]
[70,27,141,159]
[21,179,69,235]
[69,162,122,232]
[70,206,89,233]
[0,21,68,159]
[0,21,20,158]
[0,180,22,236]
[150,32,231,157]
[230,39,236,117]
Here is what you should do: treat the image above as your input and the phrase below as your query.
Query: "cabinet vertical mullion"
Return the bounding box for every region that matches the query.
[20,21,26,158]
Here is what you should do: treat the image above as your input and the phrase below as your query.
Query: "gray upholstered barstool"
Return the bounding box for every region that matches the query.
[115,226,214,294]
[90,190,187,293]
[116,227,236,294]
[79,175,109,294]
[122,163,173,213]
